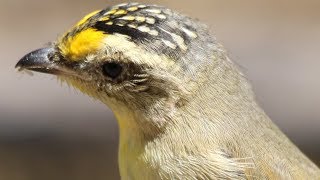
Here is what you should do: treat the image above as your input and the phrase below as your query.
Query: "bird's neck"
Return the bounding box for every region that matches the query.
[111,57,261,179]
[113,107,160,179]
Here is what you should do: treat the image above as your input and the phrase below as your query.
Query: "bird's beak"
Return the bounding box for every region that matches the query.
[16,47,61,75]
[16,47,89,80]
[16,47,69,76]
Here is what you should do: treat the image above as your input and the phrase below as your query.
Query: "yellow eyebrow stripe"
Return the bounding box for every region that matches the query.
[59,28,106,61]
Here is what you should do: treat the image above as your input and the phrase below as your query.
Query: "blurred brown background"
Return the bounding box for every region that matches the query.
[0,0,319,179]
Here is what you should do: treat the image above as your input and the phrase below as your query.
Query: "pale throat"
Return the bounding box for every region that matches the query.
[112,107,152,178]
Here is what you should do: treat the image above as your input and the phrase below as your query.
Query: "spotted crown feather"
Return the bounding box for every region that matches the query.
[60,2,200,60]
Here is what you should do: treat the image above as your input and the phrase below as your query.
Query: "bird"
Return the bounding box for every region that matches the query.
[15,2,320,180]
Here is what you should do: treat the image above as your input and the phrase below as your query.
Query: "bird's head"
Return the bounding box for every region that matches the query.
[16,3,218,133]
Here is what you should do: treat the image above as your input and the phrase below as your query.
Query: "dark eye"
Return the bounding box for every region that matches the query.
[102,62,123,79]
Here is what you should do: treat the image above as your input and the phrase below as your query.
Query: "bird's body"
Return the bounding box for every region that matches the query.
[114,50,319,179]
[16,3,320,179]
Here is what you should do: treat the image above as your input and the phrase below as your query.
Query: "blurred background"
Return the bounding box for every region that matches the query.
[0,0,319,179]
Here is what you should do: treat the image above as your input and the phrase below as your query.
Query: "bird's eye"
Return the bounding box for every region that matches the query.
[102,62,123,79]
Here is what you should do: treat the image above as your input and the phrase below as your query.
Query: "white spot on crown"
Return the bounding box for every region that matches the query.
[161,39,177,50]
[145,9,162,14]
[182,27,198,39]
[137,26,151,33]
[146,17,156,24]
